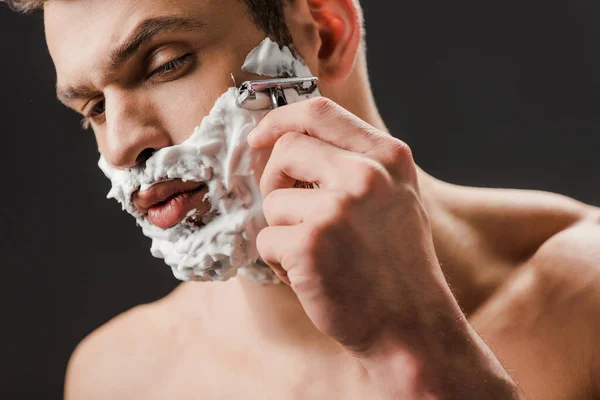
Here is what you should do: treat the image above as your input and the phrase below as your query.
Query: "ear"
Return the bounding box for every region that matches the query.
[307,0,361,82]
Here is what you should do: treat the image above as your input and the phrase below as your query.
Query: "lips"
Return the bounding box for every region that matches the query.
[133,180,210,229]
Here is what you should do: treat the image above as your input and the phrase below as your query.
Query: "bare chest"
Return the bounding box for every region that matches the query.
[144,373,372,400]
[133,340,375,400]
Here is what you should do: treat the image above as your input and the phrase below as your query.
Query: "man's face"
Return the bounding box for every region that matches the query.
[44,0,319,282]
[46,0,267,162]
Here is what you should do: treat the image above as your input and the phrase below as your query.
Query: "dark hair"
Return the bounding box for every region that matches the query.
[1,0,295,48]
[241,0,295,48]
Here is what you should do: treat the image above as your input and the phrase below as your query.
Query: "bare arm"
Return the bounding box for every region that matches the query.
[359,295,524,400]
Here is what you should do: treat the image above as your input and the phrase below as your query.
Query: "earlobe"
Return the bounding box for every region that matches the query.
[307,0,361,82]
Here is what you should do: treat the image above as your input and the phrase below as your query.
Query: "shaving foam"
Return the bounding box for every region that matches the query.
[99,38,320,283]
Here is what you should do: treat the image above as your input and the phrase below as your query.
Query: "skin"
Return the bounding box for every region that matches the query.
[40,0,600,398]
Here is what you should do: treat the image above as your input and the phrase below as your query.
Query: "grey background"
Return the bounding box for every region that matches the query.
[1,1,599,399]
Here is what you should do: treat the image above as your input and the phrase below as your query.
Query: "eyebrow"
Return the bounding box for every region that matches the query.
[56,85,97,105]
[56,16,205,105]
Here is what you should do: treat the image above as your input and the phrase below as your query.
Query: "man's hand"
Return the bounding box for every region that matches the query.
[248,98,521,399]
[248,97,444,352]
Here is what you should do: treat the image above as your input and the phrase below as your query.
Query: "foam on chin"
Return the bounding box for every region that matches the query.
[98,38,320,283]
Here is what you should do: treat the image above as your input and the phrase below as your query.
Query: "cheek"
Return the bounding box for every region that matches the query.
[142,40,266,146]
[91,126,108,155]
[152,67,231,145]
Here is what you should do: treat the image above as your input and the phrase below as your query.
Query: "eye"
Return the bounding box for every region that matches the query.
[80,99,105,130]
[148,53,195,79]
[89,99,106,117]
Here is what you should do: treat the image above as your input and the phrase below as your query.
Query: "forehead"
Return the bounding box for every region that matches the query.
[44,0,247,89]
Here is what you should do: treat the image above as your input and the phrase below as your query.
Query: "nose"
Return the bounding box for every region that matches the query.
[101,89,172,169]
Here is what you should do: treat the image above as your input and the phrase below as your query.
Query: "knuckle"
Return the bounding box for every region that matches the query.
[273,131,301,154]
[371,137,417,182]
[352,160,388,196]
[388,139,413,163]
[307,97,337,118]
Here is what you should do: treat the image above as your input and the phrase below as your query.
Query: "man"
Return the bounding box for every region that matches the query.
[4,0,600,398]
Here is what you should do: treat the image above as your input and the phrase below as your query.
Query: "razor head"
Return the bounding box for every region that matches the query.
[236,77,318,110]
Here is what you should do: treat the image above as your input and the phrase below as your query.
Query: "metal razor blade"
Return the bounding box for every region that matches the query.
[236,77,318,110]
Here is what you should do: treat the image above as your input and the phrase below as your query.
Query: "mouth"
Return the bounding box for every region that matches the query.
[133,180,211,229]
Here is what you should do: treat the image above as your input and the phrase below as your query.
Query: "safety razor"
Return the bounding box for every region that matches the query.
[237,76,319,190]
[236,77,318,110]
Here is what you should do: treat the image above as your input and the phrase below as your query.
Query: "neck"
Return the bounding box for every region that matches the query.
[236,277,334,346]
[173,275,344,353]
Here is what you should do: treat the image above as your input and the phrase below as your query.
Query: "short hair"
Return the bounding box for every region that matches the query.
[1,0,297,48]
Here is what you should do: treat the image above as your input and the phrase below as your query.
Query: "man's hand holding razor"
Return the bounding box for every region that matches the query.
[248,97,522,399]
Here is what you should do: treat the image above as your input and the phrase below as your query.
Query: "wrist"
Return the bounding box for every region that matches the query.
[360,345,441,399]
[355,303,522,399]
[354,300,461,398]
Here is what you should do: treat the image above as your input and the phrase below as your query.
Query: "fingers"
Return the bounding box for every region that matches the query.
[248,97,416,181]
[259,131,352,197]
[248,97,384,153]
[263,188,330,226]
[256,225,304,285]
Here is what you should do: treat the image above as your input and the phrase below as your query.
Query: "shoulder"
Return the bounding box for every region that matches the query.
[64,301,178,400]
[439,184,600,395]
[473,203,600,398]
[431,180,596,261]
[463,186,600,321]
[521,210,600,397]
[528,206,600,344]
[529,206,600,284]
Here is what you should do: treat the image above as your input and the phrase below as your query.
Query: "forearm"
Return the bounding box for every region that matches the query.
[357,301,523,399]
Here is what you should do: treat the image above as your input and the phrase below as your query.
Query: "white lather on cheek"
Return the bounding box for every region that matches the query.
[98,38,320,283]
